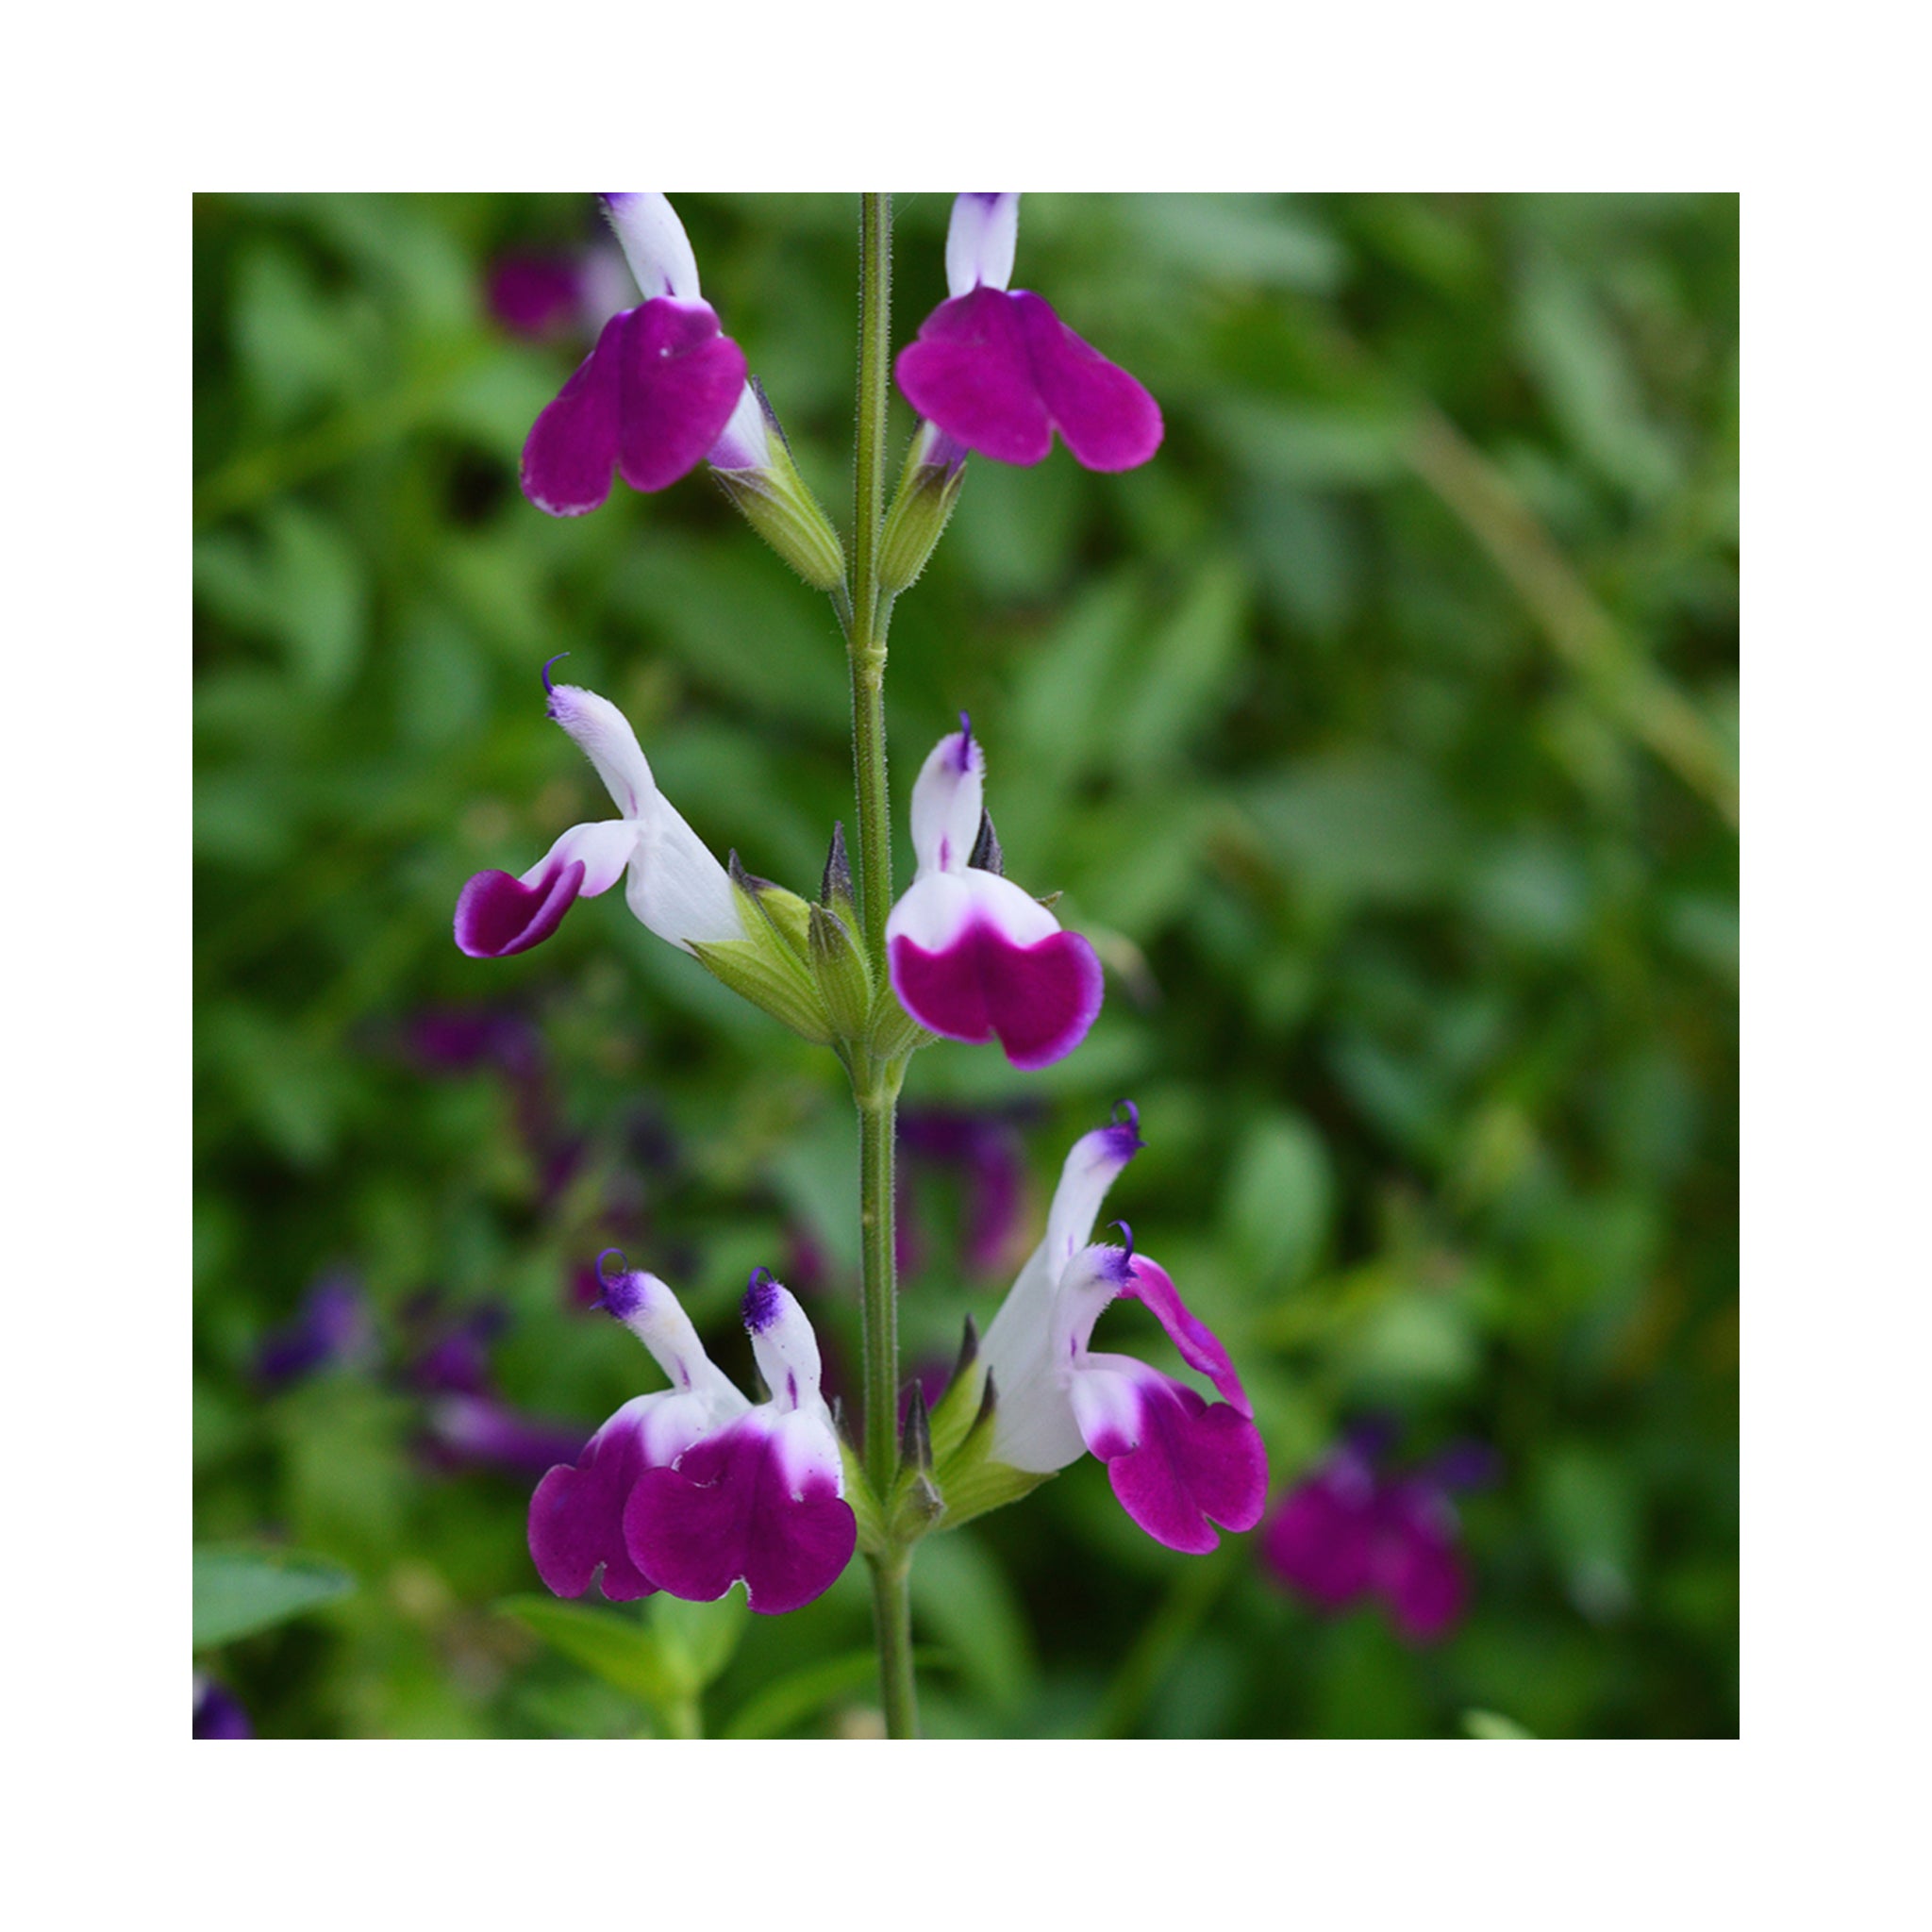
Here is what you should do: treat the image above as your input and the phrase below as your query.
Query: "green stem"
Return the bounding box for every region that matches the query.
[845,191,918,1739]
[857,1085,901,1488]
[868,1548,918,1741]
[848,191,895,966]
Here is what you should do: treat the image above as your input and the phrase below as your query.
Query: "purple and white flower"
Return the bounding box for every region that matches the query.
[623,1270,856,1615]
[895,193,1163,473]
[527,1264,856,1614]
[520,193,749,515]
[978,1107,1268,1552]
[885,720,1103,1070]
[455,666,744,961]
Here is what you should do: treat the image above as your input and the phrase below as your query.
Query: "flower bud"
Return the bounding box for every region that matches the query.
[877,422,968,594]
[808,901,874,1048]
[709,380,848,593]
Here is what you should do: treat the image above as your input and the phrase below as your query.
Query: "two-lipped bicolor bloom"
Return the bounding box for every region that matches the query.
[521,193,750,515]
[977,1106,1268,1552]
[896,193,1163,473]
[528,1264,856,1614]
[454,664,745,961]
[885,720,1103,1070]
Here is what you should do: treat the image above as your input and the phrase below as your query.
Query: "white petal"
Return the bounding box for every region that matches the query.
[547,682,657,818]
[985,1308,1087,1474]
[602,192,702,302]
[766,1403,844,1497]
[945,193,1020,298]
[607,1272,749,1422]
[908,726,985,875]
[884,870,974,953]
[521,818,640,899]
[980,1116,1142,1471]
[708,382,772,474]
[744,1278,826,1412]
[1044,1116,1143,1278]
[625,795,744,951]
[1047,1242,1135,1361]
[1065,1357,1150,1457]
[960,868,1060,946]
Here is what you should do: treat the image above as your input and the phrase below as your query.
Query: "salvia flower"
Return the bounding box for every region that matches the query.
[885,720,1103,1069]
[455,666,744,960]
[977,1106,1268,1552]
[521,192,748,515]
[527,1263,856,1614]
[1261,1428,1493,1644]
[895,192,1162,473]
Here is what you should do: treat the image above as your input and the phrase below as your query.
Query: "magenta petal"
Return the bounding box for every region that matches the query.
[1097,1383,1270,1555]
[896,286,1055,465]
[889,924,1103,1070]
[1012,291,1163,472]
[623,1424,856,1615]
[454,859,585,958]
[1263,1477,1377,1608]
[1123,1257,1250,1415]
[521,313,625,515]
[526,1414,658,1602]
[613,300,748,492]
[519,301,747,514]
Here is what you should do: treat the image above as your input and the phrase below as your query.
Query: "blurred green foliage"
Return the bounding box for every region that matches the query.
[193,192,1738,1737]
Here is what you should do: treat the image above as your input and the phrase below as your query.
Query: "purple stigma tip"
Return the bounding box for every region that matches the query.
[743,1268,782,1334]
[1111,1219,1135,1258]
[1112,1098,1140,1132]
[597,1271,644,1322]
[541,652,571,695]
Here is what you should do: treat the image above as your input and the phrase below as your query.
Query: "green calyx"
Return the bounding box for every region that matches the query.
[808,902,873,1045]
[877,433,967,595]
[689,859,834,1044]
[712,394,847,593]
[859,1320,1054,1551]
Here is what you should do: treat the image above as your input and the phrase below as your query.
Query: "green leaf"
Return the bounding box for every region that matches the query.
[496,1596,684,1710]
[911,1534,1037,1718]
[1223,1109,1334,1291]
[1463,1708,1537,1740]
[1112,557,1249,774]
[722,1648,948,1740]
[193,1544,355,1649]
[646,1591,749,1692]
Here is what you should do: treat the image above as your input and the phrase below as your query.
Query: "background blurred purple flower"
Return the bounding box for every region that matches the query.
[1262,1428,1494,1644]
[487,244,631,342]
[192,1674,254,1740]
[401,1006,583,1201]
[399,1293,507,1397]
[898,1102,1036,1276]
[254,1272,376,1386]
[421,1392,588,1482]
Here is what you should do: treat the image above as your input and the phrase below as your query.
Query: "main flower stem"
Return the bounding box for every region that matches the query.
[846,191,918,1739]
